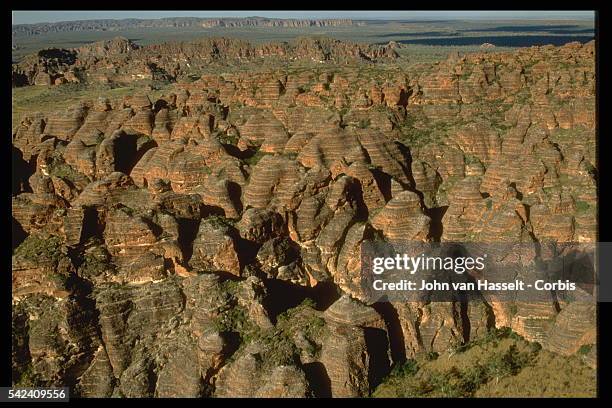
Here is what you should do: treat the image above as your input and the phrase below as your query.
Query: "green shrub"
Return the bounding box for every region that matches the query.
[255,331,301,369]
[390,359,419,377]
[80,247,113,278]
[276,299,327,341]
[14,234,63,264]
[214,305,251,335]
[425,351,439,361]
[14,364,41,387]
[205,215,236,229]
[577,344,593,355]
[575,200,590,213]
[218,131,239,146]
[244,150,268,166]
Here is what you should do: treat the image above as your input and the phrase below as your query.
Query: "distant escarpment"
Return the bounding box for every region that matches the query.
[11,40,596,396]
[12,17,359,37]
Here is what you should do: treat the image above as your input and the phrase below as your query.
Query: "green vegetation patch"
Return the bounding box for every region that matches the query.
[400,126,435,148]
[243,150,269,166]
[45,153,89,186]
[575,200,591,214]
[49,162,79,180]
[577,344,594,356]
[452,327,530,354]
[12,81,170,128]
[251,299,327,369]
[276,298,327,343]
[217,131,239,146]
[251,330,301,370]
[375,323,595,397]
[13,233,70,287]
[205,214,236,229]
[213,302,253,335]
[374,327,543,398]
[79,245,114,278]
[214,296,328,372]
[13,363,42,387]
[397,115,455,149]
[14,234,64,264]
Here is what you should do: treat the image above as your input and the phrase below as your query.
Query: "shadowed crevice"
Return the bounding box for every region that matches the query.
[263,279,340,322]
[303,362,332,398]
[425,205,448,242]
[372,302,406,366]
[364,327,391,391]
[177,218,201,263]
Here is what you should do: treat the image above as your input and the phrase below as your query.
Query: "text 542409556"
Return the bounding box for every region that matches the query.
[1,387,69,402]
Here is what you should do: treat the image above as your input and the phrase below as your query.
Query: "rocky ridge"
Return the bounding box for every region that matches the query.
[13,17,359,37]
[12,36,399,87]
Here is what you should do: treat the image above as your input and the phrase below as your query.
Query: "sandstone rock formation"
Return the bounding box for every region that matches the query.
[11,39,596,397]
[12,36,398,88]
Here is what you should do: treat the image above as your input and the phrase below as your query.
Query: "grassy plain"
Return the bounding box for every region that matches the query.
[373,328,596,398]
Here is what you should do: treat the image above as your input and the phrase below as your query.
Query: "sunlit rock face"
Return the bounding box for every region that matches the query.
[11,39,596,396]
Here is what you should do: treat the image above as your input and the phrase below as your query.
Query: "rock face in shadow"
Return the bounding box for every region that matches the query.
[11,40,596,396]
